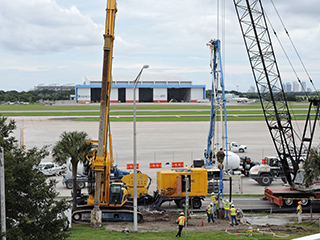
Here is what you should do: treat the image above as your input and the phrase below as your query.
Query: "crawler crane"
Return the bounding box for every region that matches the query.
[233,0,320,207]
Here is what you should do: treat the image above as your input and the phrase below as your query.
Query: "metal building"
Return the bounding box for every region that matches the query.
[75,75,205,103]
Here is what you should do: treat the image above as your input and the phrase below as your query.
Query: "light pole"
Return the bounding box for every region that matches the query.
[133,65,149,233]
[0,147,6,240]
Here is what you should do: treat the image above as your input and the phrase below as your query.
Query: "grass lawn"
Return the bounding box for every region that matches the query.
[0,102,311,111]
[67,222,320,239]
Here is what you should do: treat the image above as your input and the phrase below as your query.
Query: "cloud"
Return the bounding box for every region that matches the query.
[0,0,103,54]
[1,0,320,92]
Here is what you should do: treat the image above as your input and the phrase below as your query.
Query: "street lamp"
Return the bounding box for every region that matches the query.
[133,64,149,233]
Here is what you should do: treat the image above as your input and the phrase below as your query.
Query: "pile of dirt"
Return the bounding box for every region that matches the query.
[105,210,250,233]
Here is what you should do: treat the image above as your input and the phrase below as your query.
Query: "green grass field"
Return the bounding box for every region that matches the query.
[0,102,314,122]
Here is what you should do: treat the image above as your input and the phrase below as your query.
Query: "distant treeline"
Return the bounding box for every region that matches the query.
[205,90,315,102]
[0,89,74,103]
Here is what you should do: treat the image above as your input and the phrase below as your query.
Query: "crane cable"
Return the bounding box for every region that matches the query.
[264,13,310,101]
[269,0,320,98]
[268,0,320,150]
[264,12,304,146]
[264,2,310,147]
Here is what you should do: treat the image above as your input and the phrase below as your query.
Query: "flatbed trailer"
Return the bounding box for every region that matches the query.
[265,187,320,207]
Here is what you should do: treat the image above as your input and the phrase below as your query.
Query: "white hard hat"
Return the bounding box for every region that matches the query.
[211,192,214,195]
[231,204,234,207]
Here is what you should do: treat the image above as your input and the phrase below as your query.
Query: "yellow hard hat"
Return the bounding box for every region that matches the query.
[180,212,184,215]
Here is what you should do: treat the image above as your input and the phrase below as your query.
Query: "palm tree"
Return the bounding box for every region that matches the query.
[52,131,91,211]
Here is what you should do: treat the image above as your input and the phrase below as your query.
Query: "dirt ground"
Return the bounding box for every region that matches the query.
[105,210,319,235]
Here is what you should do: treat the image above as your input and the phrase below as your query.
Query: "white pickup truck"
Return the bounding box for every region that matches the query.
[37,162,67,176]
[229,142,247,153]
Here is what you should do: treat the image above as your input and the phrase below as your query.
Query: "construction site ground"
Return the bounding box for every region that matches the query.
[105,210,320,237]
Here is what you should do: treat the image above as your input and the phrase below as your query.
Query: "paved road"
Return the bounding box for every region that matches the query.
[10,116,320,194]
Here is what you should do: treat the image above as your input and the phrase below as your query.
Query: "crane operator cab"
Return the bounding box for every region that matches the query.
[109,182,128,206]
[86,181,128,207]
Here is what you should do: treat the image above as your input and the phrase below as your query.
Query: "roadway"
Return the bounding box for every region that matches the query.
[8,115,320,212]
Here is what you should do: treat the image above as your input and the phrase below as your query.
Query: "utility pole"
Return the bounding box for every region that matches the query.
[0,147,6,240]
[185,175,188,238]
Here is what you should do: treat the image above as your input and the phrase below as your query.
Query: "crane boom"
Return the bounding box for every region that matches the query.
[90,0,117,227]
[206,39,229,169]
[233,0,320,187]
[73,0,143,225]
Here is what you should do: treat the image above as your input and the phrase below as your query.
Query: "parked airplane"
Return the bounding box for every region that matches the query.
[231,93,249,103]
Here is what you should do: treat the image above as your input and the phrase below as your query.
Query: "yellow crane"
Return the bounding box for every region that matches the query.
[71,0,142,225]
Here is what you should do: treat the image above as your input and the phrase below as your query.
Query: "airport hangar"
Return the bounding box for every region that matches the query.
[75,75,206,103]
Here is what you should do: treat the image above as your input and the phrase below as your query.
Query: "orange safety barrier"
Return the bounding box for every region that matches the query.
[127,163,139,169]
[149,162,162,168]
[172,162,184,168]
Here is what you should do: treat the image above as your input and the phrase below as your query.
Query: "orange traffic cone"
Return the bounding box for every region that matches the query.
[202,221,204,226]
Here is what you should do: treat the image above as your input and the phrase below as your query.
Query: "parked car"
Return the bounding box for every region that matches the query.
[229,142,247,153]
[62,171,88,189]
[37,162,67,176]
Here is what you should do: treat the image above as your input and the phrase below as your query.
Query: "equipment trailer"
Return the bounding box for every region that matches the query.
[264,188,317,207]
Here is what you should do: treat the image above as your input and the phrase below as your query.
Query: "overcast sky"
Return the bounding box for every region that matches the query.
[1,0,320,92]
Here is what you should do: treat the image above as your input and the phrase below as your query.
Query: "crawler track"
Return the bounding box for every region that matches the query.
[72,207,143,224]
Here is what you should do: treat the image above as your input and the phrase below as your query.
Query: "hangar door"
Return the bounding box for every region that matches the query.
[167,88,190,102]
[91,88,101,103]
[139,88,153,102]
[118,88,126,102]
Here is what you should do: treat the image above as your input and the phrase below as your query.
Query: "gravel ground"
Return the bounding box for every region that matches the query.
[104,210,319,236]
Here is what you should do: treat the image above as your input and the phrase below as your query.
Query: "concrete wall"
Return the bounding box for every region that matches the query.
[153,88,167,102]
[77,88,91,102]
[110,88,118,103]
[126,88,136,102]
[191,88,204,102]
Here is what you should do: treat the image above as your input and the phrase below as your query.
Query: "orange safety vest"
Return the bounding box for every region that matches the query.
[224,201,230,210]
[211,195,216,203]
[230,207,237,216]
[177,216,186,225]
[297,205,302,213]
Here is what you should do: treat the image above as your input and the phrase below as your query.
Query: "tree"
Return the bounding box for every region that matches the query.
[303,148,320,187]
[0,116,70,240]
[0,117,16,151]
[52,131,92,211]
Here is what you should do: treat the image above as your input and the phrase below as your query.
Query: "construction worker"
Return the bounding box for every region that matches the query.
[228,204,238,227]
[184,164,188,170]
[206,203,215,223]
[210,192,216,203]
[223,198,232,219]
[176,212,186,237]
[296,201,302,223]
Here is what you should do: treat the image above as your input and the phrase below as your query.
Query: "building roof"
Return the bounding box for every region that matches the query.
[84,75,192,86]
